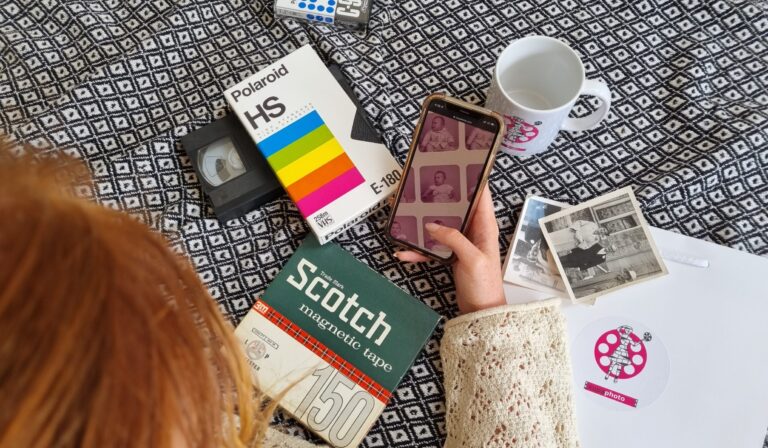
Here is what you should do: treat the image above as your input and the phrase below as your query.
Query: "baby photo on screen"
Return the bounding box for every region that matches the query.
[465,126,495,150]
[390,216,417,245]
[420,165,460,203]
[419,112,458,152]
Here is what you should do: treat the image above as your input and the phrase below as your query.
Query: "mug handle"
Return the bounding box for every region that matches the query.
[561,79,611,132]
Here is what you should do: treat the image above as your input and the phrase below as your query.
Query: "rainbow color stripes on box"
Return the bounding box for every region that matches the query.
[224,45,401,244]
[258,110,365,217]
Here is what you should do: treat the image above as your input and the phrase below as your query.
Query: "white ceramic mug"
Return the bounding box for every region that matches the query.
[485,36,611,156]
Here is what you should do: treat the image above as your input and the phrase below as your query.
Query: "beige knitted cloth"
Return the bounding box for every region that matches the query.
[441,299,579,448]
[265,299,579,447]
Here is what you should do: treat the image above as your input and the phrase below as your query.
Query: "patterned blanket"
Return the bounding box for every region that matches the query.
[1,0,766,446]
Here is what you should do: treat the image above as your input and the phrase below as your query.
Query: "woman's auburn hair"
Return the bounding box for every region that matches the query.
[0,141,276,447]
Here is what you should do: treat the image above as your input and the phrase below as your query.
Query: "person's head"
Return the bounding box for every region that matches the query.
[596,227,610,238]
[434,170,446,185]
[0,142,274,448]
[431,115,445,131]
[392,221,402,235]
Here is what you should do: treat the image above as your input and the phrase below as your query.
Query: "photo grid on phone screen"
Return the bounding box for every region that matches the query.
[392,111,495,258]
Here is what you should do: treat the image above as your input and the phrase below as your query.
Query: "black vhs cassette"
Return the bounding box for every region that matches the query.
[181,115,283,222]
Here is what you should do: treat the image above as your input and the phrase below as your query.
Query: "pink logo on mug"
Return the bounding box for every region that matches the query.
[502,115,539,152]
[485,36,612,156]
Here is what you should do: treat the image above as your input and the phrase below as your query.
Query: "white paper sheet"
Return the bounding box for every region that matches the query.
[505,227,768,447]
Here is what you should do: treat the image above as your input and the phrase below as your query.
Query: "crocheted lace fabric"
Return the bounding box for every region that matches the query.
[440,299,579,448]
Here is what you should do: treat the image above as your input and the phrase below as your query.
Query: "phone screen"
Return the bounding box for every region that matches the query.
[390,98,501,260]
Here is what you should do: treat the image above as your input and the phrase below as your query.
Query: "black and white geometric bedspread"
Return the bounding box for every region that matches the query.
[2,0,766,446]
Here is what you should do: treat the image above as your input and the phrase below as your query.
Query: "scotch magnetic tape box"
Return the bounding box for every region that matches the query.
[234,235,439,447]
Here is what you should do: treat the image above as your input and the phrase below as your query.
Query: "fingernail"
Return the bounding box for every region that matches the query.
[425,223,440,232]
[393,252,402,259]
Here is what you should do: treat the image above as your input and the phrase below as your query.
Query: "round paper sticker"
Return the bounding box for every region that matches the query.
[573,317,670,410]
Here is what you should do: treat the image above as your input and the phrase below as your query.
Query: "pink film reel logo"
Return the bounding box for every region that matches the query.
[501,115,540,152]
[594,325,652,383]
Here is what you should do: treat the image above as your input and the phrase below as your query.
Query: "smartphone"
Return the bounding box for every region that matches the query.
[386,94,505,262]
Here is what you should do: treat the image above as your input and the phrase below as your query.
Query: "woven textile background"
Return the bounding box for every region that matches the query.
[1,0,767,446]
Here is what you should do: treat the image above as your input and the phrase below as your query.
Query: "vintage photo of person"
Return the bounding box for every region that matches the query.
[420,165,460,203]
[389,215,417,245]
[540,187,668,303]
[465,126,495,150]
[418,113,458,152]
[502,196,570,297]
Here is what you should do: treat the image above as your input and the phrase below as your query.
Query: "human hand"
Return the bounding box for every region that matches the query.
[394,186,506,314]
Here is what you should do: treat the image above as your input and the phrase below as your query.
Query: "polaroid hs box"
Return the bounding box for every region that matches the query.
[274,0,373,30]
[224,45,400,244]
[235,235,440,447]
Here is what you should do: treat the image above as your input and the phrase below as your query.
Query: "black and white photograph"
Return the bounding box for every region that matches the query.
[465,126,495,150]
[502,196,569,297]
[540,187,668,303]
[419,165,461,203]
[418,112,459,152]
